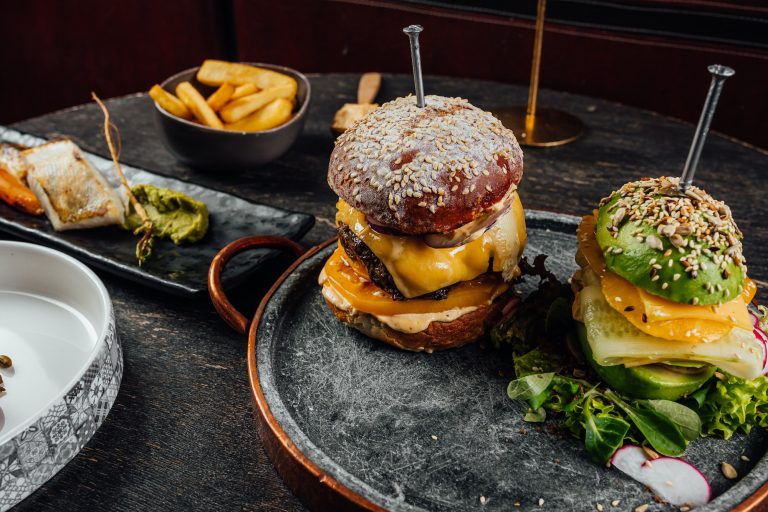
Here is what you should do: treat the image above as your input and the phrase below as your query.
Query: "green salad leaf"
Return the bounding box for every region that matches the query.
[583,396,631,463]
[491,256,574,360]
[697,374,768,439]
[514,348,562,378]
[688,386,709,409]
[605,391,687,456]
[636,399,702,441]
[507,373,554,401]
[525,407,547,423]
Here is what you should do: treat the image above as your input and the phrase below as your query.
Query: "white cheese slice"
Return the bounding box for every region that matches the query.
[580,282,764,380]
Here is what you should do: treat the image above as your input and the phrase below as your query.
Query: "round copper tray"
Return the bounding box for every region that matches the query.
[208,212,768,511]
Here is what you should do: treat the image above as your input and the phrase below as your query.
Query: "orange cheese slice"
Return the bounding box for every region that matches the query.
[335,195,526,298]
[320,245,508,316]
[577,215,753,343]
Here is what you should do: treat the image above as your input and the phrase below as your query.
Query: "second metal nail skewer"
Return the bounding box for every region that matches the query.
[679,64,735,193]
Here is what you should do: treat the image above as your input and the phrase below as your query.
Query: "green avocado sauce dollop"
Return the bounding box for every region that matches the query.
[124,184,209,244]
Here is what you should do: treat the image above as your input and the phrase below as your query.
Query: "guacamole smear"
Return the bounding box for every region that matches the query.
[124,184,208,244]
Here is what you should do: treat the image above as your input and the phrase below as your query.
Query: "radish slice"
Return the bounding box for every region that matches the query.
[754,326,768,374]
[750,310,760,328]
[611,445,711,507]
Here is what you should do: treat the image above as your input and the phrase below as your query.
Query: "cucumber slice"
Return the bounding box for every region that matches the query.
[576,322,714,400]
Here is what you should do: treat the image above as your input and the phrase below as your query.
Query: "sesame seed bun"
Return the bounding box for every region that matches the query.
[328,95,523,235]
[323,295,505,352]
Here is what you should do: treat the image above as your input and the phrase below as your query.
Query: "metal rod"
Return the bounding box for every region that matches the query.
[403,25,425,108]
[525,0,546,136]
[679,64,735,193]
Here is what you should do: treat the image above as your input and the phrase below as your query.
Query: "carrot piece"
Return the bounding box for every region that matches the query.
[0,166,43,215]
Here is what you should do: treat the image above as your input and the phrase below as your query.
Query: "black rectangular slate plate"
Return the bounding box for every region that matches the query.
[0,127,314,296]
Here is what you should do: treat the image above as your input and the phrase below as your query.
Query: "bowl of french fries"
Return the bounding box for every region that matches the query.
[150,60,310,170]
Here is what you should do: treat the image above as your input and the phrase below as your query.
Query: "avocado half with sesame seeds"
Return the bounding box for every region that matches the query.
[595,177,746,306]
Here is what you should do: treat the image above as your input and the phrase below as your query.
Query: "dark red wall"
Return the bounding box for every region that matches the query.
[235,0,768,150]
[1,0,766,150]
[0,1,226,123]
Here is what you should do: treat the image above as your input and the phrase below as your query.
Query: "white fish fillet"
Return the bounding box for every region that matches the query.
[23,140,124,230]
[0,144,29,181]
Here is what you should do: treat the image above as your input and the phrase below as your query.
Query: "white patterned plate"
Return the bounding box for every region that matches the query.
[0,241,122,511]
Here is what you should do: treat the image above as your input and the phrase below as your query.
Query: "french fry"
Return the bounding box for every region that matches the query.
[225,98,293,132]
[219,85,295,123]
[206,83,235,111]
[149,84,192,119]
[197,60,297,97]
[175,82,224,129]
[230,83,258,100]
[0,166,43,215]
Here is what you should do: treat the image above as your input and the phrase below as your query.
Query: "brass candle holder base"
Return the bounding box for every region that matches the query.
[494,106,584,147]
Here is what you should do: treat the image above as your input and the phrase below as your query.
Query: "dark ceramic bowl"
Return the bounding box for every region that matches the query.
[154,63,310,171]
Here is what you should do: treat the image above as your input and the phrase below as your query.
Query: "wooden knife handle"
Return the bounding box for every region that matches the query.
[357,72,381,105]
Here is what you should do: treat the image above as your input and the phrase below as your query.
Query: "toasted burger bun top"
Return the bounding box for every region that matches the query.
[595,176,746,305]
[328,95,523,235]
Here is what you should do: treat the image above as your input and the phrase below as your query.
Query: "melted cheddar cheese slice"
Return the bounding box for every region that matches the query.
[577,214,754,343]
[335,194,526,298]
[320,245,509,316]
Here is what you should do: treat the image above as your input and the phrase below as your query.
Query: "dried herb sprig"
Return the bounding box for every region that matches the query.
[91,92,154,264]
[0,354,12,394]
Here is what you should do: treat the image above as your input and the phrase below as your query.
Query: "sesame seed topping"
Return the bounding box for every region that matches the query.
[329,95,522,224]
[599,176,746,283]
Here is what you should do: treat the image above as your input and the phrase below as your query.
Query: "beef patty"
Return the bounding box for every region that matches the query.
[338,223,449,301]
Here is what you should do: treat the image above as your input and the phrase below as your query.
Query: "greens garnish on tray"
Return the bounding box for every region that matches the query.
[493,258,768,464]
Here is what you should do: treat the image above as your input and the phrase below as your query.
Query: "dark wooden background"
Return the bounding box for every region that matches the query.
[1,0,767,148]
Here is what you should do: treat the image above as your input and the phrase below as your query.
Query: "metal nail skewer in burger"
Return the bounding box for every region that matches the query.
[403,25,425,108]
[679,64,735,193]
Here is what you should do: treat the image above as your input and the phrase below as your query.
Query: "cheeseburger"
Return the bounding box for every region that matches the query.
[573,176,762,400]
[319,95,526,352]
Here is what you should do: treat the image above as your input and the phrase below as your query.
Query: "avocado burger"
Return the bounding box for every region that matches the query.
[572,176,763,400]
[319,95,526,352]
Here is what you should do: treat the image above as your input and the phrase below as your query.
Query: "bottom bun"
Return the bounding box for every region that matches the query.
[324,298,505,353]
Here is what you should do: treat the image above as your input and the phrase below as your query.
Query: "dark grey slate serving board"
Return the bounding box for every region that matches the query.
[256,210,768,512]
[0,127,314,296]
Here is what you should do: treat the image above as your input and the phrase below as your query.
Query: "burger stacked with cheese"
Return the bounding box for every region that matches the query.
[319,95,526,352]
[573,176,762,399]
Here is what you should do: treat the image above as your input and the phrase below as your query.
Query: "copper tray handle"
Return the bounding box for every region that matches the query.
[208,236,305,335]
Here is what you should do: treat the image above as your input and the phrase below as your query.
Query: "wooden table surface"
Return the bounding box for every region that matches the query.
[8,74,768,511]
